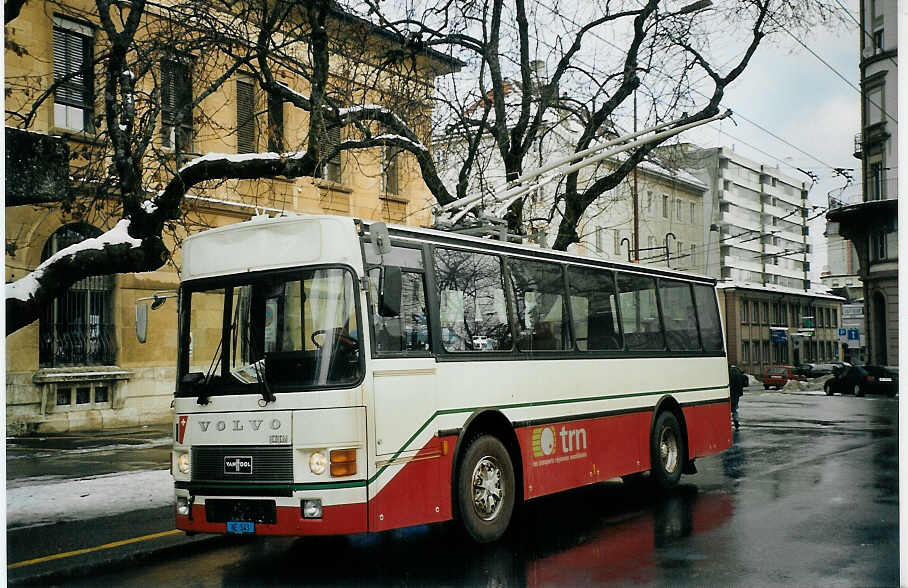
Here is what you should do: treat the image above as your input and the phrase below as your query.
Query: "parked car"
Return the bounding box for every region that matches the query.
[762,366,801,390]
[824,365,899,397]
[794,363,837,378]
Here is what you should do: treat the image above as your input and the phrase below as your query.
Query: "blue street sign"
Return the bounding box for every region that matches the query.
[847,328,860,341]
[838,328,847,337]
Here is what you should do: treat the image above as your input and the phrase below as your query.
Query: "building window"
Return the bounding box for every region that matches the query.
[871,229,888,261]
[752,301,760,324]
[382,141,400,195]
[267,92,284,152]
[690,202,696,224]
[161,59,193,151]
[614,230,621,256]
[832,308,837,327]
[675,198,683,221]
[690,244,697,266]
[873,29,883,53]
[39,224,116,367]
[236,74,255,154]
[741,299,749,324]
[866,86,884,127]
[52,382,112,410]
[742,341,750,363]
[646,191,653,214]
[868,161,884,200]
[648,235,655,250]
[56,387,72,406]
[762,341,770,364]
[762,302,769,324]
[53,16,94,132]
[319,125,341,183]
[662,194,668,218]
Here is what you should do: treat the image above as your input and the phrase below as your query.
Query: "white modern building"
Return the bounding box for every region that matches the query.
[672,146,812,289]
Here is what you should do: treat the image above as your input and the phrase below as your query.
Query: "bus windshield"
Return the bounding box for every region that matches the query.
[178,267,362,398]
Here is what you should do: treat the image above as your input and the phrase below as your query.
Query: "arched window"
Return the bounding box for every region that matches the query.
[39,224,116,367]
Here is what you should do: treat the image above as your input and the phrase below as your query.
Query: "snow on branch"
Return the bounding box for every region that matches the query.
[6,219,142,302]
[177,150,307,174]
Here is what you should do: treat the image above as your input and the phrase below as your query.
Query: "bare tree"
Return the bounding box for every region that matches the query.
[365,0,838,247]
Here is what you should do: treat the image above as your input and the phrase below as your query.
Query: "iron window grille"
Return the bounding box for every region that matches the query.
[39,224,116,367]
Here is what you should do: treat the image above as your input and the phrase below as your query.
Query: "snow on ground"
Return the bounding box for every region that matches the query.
[6,469,173,529]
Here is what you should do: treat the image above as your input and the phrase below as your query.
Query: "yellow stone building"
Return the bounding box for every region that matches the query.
[5,1,458,433]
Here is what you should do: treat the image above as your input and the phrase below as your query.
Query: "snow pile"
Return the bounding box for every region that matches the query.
[6,469,173,529]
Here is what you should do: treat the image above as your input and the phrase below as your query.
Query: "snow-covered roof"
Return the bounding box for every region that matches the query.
[716,279,845,301]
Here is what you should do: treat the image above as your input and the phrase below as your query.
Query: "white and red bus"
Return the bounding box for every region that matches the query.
[170,213,731,542]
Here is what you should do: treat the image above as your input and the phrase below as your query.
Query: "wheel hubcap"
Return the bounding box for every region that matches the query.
[471,456,504,521]
[659,427,679,473]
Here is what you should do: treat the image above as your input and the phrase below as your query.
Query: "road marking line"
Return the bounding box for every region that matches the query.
[8,529,182,569]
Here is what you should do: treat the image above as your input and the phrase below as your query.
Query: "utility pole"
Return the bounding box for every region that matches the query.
[632,90,639,261]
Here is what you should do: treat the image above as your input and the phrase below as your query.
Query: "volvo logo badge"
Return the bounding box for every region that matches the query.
[224,456,253,475]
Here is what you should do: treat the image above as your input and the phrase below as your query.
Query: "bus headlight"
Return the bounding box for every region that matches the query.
[177,452,191,474]
[176,496,191,516]
[309,451,328,475]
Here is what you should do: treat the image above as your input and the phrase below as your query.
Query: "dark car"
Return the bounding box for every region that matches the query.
[824,365,899,397]
[795,363,837,378]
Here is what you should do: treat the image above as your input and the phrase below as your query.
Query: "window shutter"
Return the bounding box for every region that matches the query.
[236,77,255,153]
[53,27,90,108]
[267,92,284,152]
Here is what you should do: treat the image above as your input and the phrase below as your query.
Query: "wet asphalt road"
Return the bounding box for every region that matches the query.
[19,390,901,586]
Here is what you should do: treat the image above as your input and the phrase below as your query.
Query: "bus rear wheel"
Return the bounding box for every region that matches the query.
[650,411,684,489]
[457,434,515,543]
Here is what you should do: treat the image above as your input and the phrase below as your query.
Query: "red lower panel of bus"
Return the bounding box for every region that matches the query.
[683,401,733,458]
[517,411,651,500]
[176,502,367,536]
[516,401,732,500]
[368,435,456,532]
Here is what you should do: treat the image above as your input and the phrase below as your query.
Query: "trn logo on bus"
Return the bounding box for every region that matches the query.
[532,425,588,458]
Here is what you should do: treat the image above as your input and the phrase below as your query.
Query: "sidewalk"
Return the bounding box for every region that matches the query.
[6,425,222,584]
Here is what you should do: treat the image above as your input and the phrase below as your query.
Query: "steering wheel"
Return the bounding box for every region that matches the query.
[311,328,357,350]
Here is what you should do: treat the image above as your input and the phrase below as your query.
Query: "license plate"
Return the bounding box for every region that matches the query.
[227,521,255,534]
[880,377,892,382]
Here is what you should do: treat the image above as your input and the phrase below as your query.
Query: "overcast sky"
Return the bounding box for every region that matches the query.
[681,0,862,279]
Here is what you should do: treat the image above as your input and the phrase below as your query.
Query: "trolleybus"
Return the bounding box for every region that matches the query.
[166,213,732,542]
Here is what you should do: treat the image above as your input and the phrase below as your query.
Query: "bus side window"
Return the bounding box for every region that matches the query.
[616,273,665,351]
[433,248,512,352]
[693,284,724,351]
[368,268,430,353]
[508,259,569,352]
[659,279,701,351]
[566,266,622,351]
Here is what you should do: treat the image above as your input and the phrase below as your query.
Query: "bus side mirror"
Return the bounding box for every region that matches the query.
[378,265,402,317]
[136,303,148,344]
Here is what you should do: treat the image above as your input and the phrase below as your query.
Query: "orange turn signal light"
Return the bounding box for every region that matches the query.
[330,449,357,477]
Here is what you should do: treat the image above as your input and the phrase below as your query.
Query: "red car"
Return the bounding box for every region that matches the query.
[762,366,800,390]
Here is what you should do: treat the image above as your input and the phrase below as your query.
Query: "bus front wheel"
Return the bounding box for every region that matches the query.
[650,411,684,489]
[457,434,515,543]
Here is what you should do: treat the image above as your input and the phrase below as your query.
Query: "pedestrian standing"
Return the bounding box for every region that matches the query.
[728,364,746,429]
